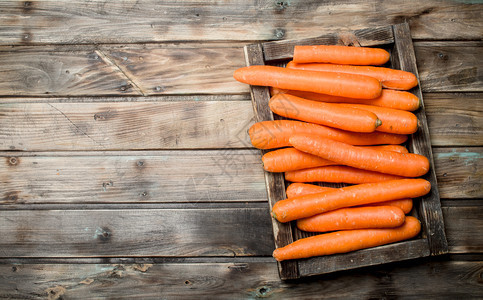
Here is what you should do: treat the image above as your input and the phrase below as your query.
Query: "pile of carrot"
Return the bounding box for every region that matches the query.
[233,44,430,262]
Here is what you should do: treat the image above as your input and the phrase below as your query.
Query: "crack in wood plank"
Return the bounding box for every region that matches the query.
[47,103,104,148]
[95,49,146,96]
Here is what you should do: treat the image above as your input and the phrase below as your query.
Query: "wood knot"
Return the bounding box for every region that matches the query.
[137,160,144,167]
[438,52,448,61]
[273,28,285,39]
[119,84,132,92]
[8,157,19,166]
[23,1,33,12]
[96,227,112,242]
[255,286,271,297]
[275,1,289,10]
[338,32,361,47]
[154,86,165,92]
[4,191,19,203]
[45,285,66,300]
[102,181,113,191]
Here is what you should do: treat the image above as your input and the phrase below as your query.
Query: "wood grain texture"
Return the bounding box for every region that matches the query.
[298,239,430,277]
[0,0,481,45]
[434,148,483,199]
[102,43,247,95]
[0,147,480,204]
[0,93,479,148]
[0,44,247,96]
[0,208,274,257]
[425,93,483,146]
[0,101,254,151]
[0,47,141,96]
[0,42,479,97]
[393,22,447,256]
[415,42,483,92]
[262,25,394,62]
[0,150,266,204]
[0,261,482,299]
[0,205,479,258]
[444,206,483,254]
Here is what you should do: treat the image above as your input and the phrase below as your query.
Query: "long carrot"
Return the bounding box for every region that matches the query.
[233,65,382,99]
[289,134,429,177]
[269,93,381,133]
[285,183,413,214]
[248,120,408,149]
[362,145,408,153]
[296,206,406,232]
[273,216,421,261]
[292,45,390,65]
[263,145,407,173]
[338,103,419,135]
[272,179,430,222]
[262,148,336,172]
[271,88,421,112]
[286,183,334,198]
[285,165,403,184]
[287,62,418,91]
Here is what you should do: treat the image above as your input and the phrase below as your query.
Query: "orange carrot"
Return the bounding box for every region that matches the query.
[269,93,381,133]
[248,120,407,149]
[233,65,382,99]
[362,145,408,153]
[271,88,420,112]
[289,134,429,177]
[286,183,334,198]
[338,103,419,135]
[285,165,403,184]
[296,206,406,232]
[292,45,390,65]
[368,199,413,214]
[286,183,413,214]
[262,148,336,172]
[263,145,407,173]
[287,62,418,91]
[272,179,430,222]
[273,216,421,261]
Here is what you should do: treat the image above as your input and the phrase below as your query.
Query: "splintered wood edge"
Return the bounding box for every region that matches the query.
[243,43,300,280]
[392,23,449,256]
[262,25,395,62]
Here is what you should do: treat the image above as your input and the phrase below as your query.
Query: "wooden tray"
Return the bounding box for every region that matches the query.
[243,23,448,280]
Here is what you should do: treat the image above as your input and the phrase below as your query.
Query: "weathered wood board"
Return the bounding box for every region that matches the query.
[0,260,482,299]
[244,23,449,279]
[0,147,480,205]
[0,42,480,96]
[0,93,481,151]
[0,150,266,204]
[0,0,481,45]
[0,205,478,258]
[0,101,254,151]
[0,207,275,257]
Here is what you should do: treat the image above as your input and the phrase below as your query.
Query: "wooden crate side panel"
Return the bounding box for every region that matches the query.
[243,43,299,280]
[392,23,448,256]
[262,25,395,62]
[298,239,430,277]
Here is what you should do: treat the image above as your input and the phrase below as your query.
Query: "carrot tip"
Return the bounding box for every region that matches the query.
[375,119,382,128]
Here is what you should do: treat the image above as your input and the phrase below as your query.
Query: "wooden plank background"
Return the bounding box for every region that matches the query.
[0,0,482,298]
